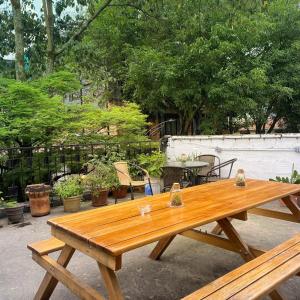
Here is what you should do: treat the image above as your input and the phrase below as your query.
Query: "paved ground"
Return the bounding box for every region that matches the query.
[0,197,299,300]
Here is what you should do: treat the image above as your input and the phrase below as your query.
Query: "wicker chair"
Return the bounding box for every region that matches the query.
[162,166,193,191]
[204,158,237,183]
[113,161,152,200]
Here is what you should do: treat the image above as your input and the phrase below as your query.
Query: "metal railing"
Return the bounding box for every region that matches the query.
[0,141,159,201]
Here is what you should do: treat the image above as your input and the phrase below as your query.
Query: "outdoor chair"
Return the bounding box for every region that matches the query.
[113,161,153,200]
[161,166,193,191]
[195,154,220,177]
[204,158,237,183]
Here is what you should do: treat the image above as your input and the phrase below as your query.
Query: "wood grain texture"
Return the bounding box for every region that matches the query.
[27,237,65,255]
[33,245,74,300]
[48,179,300,256]
[149,236,176,260]
[182,234,300,300]
[98,263,123,300]
[33,253,104,300]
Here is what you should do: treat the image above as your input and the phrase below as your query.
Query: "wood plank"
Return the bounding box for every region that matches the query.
[89,184,294,247]
[248,207,299,223]
[230,252,300,300]
[48,179,300,255]
[32,253,104,300]
[180,229,239,253]
[149,236,176,260]
[196,245,300,299]
[231,211,247,221]
[51,226,122,271]
[98,263,123,300]
[282,196,300,220]
[34,244,74,300]
[217,218,255,262]
[182,235,300,300]
[28,237,65,255]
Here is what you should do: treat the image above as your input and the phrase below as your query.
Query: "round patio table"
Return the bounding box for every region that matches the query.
[165,160,209,185]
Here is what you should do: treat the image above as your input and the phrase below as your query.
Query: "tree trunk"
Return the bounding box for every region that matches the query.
[11,0,25,80]
[180,115,193,135]
[267,116,280,134]
[43,0,55,73]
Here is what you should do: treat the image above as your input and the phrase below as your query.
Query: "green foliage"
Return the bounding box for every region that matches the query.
[4,199,19,208]
[54,175,84,198]
[269,164,300,184]
[138,150,166,178]
[0,77,65,146]
[0,194,18,208]
[83,158,119,192]
[31,71,81,96]
[73,0,300,134]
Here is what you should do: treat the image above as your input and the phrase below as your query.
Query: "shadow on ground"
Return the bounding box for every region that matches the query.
[0,198,299,300]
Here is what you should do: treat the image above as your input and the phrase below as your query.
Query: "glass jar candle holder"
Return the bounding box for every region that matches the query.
[169,183,183,207]
[235,169,246,187]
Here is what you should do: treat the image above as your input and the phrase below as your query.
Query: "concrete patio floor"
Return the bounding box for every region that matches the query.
[0,197,299,300]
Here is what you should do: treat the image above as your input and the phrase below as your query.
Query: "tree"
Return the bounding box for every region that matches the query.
[10,0,25,80]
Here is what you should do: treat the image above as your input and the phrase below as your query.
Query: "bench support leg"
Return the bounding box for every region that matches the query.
[149,235,176,260]
[34,245,75,300]
[98,263,123,300]
[217,217,284,300]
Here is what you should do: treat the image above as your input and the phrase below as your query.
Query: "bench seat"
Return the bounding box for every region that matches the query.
[27,237,65,255]
[183,234,300,300]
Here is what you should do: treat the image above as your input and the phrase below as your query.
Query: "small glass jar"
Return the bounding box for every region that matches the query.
[235,169,246,187]
[169,183,183,207]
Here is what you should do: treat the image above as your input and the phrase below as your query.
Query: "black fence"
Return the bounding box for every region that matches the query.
[0,141,159,201]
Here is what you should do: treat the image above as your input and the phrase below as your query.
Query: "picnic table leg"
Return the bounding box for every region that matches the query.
[98,263,123,300]
[217,217,284,300]
[282,195,300,220]
[34,245,75,300]
[149,235,176,260]
[211,217,233,235]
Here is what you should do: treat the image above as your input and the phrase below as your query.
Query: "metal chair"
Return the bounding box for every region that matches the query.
[161,166,193,191]
[204,158,237,183]
[195,154,220,177]
[113,161,153,200]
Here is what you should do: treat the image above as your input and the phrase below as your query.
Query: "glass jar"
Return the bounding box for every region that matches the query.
[169,183,183,207]
[235,169,246,187]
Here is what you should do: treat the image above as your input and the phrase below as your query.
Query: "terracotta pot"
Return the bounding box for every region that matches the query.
[5,205,24,224]
[63,195,81,212]
[112,186,128,199]
[92,189,109,207]
[26,184,51,217]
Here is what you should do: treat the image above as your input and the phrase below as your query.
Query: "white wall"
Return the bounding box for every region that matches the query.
[166,134,300,180]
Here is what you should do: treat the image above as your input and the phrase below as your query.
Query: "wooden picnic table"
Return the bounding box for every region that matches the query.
[34,179,300,300]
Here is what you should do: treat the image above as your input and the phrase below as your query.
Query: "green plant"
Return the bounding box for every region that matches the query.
[54,175,84,199]
[269,164,300,184]
[83,158,119,194]
[0,196,19,208]
[138,151,166,178]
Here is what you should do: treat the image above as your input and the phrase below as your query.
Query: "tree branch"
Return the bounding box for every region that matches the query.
[55,0,113,57]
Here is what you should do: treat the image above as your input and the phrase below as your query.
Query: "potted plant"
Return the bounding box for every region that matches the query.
[25,184,51,217]
[0,195,24,224]
[269,164,300,206]
[53,175,84,212]
[138,151,166,194]
[83,160,119,207]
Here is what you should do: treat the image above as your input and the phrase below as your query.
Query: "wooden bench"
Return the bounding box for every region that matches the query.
[183,234,300,300]
[27,237,65,255]
[28,238,105,300]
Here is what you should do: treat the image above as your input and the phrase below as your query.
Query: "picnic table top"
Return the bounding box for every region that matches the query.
[48,179,300,256]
